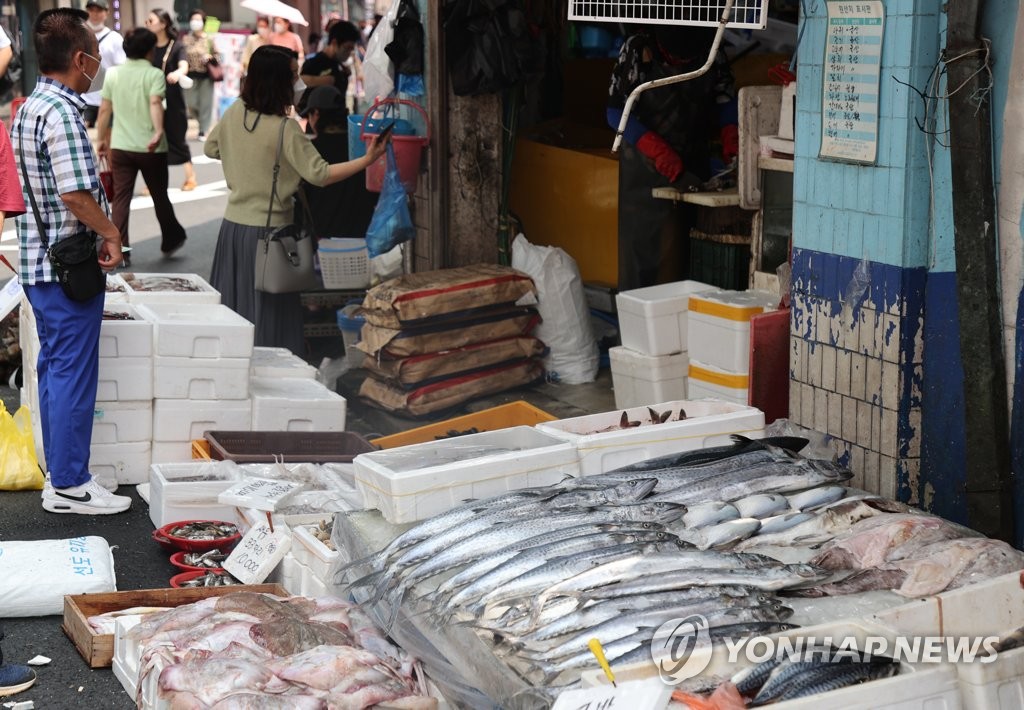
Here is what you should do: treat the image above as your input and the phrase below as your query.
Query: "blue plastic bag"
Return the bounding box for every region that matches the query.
[365,144,415,258]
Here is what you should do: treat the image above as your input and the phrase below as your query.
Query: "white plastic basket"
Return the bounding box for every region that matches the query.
[568,0,769,29]
[318,238,370,289]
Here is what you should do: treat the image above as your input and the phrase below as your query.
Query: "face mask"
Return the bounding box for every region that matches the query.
[293,77,306,104]
[86,20,106,32]
[257,26,270,38]
[189,19,204,32]
[81,53,105,94]
[274,22,287,34]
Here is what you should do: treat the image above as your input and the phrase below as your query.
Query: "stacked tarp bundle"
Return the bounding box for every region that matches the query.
[357,264,546,415]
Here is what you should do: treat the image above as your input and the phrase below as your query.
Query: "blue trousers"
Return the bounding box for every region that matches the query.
[24,283,103,488]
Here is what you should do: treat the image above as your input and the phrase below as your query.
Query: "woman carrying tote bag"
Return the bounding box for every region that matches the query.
[204,45,386,356]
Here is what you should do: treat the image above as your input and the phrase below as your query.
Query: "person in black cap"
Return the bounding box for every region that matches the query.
[299,85,377,243]
[82,0,125,127]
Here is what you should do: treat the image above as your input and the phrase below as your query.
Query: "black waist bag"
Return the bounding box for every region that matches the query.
[48,232,105,302]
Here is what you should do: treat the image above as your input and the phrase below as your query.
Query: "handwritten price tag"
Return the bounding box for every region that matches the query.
[217,477,305,512]
[551,680,670,710]
[223,521,291,585]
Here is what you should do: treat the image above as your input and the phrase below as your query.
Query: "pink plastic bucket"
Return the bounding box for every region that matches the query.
[361,98,430,194]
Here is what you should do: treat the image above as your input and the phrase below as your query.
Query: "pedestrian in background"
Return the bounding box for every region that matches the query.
[96,27,187,262]
[241,16,270,75]
[204,45,386,355]
[298,20,359,114]
[299,86,377,240]
[0,116,33,698]
[81,0,125,128]
[0,25,13,82]
[147,8,198,191]
[12,7,131,515]
[267,17,304,57]
[182,8,216,141]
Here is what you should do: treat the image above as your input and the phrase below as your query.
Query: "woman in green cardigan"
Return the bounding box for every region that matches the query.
[205,45,386,355]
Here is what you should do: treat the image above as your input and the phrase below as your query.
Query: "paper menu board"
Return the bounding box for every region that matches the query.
[217,477,305,512]
[820,1,885,164]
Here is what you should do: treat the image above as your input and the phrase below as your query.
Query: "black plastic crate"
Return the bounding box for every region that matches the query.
[689,235,751,291]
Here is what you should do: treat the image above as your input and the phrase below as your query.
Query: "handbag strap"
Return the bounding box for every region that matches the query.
[295,185,317,237]
[161,40,174,73]
[18,117,51,252]
[265,117,288,232]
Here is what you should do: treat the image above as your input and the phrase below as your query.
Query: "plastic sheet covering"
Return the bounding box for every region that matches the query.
[765,418,837,463]
[332,510,536,708]
[237,461,361,495]
[362,444,523,473]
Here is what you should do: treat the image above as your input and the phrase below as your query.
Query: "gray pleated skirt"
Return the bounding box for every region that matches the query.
[210,220,305,356]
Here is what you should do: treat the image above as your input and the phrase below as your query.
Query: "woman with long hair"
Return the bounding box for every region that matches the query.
[145,8,198,190]
[204,45,387,355]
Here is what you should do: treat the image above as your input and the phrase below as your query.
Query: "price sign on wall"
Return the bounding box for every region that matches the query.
[820,2,885,164]
[223,522,291,585]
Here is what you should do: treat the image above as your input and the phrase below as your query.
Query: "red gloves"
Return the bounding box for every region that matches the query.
[721,124,739,164]
[636,130,683,182]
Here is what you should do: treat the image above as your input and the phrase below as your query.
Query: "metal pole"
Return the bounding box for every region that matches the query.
[946,0,1014,541]
[611,0,735,153]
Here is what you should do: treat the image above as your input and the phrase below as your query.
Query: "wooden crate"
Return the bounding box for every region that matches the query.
[63,584,287,668]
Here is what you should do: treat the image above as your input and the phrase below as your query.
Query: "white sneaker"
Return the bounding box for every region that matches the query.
[46,473,117,493]
[42,477,132,515]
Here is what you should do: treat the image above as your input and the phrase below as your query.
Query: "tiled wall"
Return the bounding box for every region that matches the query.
[789,2,939,502]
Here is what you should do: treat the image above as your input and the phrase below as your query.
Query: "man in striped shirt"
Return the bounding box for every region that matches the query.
[12,8,131,515]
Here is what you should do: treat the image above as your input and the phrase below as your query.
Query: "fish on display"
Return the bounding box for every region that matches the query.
[755,511,816,535]
[609,435,809,473]
[180,571,242,587]
[183,549,228,568]
[681,501,740,529]
[737,650,900,706]
[787,485,848,511]
[734,493,791,519]
[580,564,829,600]
[695,517,762,550]
[168,522,238,541]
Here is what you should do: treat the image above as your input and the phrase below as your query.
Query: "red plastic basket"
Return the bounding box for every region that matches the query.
[152,520,241,553]
[168,550,226,573]
[169,570,238,588]
[360,98,430,194]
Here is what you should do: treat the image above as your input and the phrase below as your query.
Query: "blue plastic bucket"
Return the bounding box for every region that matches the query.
[336,300,367,367]
[347,114,415,159]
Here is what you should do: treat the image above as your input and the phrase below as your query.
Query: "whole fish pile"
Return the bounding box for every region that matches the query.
[123,274,205,292]
[184,550,229,568]
[338,436,857,690]
[726,646,900,705]
[168,522,238,541]
[102,310,135,320]
[128,592,434,709]
[180,571,242,587]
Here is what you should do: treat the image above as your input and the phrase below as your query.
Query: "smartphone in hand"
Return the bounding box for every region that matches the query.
[377,121,396,143]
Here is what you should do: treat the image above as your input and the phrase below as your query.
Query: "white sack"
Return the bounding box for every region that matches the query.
[0,536,116,616]
[511,233,598,384]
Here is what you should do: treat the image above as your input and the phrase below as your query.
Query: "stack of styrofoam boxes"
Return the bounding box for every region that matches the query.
[873,571,1024,709]
[92,304,154,487]
[611,281,717,409]
[291,522,338,598]
[137,302,255,464]
[686,289,778,406]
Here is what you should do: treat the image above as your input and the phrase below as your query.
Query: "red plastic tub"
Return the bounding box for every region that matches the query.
[169,570,239,588]
[168,550,226,573]
[152,520,241,554]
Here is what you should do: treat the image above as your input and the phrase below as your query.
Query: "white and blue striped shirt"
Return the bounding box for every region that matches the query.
[12,77,108,284]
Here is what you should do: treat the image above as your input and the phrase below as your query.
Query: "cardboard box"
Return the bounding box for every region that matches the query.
[62,584,286,668]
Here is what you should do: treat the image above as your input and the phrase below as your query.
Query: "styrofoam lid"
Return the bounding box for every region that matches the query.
[689,289,778,309]
[250,347,315,372]
[136,302,254,327]
[250,376,344,401]
[614,278,720,305]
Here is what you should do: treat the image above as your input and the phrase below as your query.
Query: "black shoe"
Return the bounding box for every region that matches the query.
[162,237,186,257]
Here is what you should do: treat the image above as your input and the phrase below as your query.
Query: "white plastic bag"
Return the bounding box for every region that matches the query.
[0,536,117,616]
[511,233,598,384]
[363,0,400,102]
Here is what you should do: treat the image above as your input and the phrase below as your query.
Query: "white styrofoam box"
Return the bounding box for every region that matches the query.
[688,359,750,406]
[250,346,318,379]
[135,302,254,359]
[96,356,154,402]
[292,523,339,583]
[152,398,252,442]
[354,426,580,524]
[236,504,325,536]
[302,568,329,598]
[873,572,1024,710]
[90,440,151,486]
[580,620,962,710]
[687,289,779,373]
[148,461,243,527]
[277,551,306,595]
[609,346,688,411]
[150,440,194,465]
[92,400,153,444]
[105,273,129,304]
[98,304,152,358]
[153,356,250,400]
[122,272,220,305]
[615,280,718,356]
[536,399,765,475]
[250,376,347,432]
[112,614,145,698]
